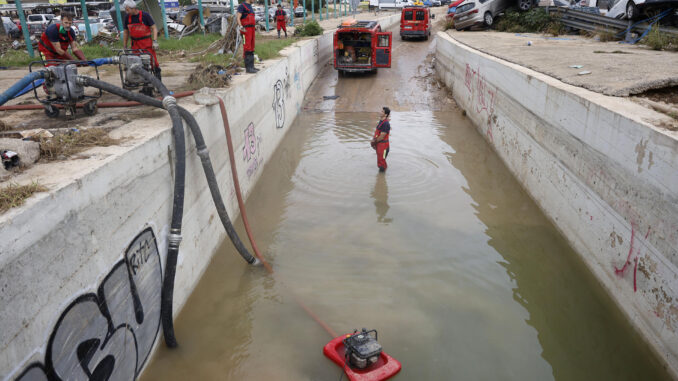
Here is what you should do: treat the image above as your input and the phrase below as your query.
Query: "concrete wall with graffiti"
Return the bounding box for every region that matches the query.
[435,32,678,377]
[0,12,403,381]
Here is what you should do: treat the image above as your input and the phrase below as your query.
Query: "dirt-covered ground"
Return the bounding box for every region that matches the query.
[447,30,678,98]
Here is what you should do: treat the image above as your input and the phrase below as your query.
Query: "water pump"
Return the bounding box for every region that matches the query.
[116,50,156,96]
[29,60,101,118]
[343,328,382,369]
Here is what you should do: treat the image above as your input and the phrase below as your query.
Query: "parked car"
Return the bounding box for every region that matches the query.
[441,0,452,4]
[423,0,434,5]
[606,0,678,20]
[453,0,512,29]
[2,16,21,38]
[295,5,305,16]
[26,14,55,35]
[432,0,442,5]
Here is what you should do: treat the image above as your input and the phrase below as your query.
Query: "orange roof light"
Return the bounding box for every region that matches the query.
[341,18,357,26]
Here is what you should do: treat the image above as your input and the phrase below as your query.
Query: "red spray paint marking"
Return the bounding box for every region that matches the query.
[615,224,636,275]
[614,225,651,293]
[633,257,639,292]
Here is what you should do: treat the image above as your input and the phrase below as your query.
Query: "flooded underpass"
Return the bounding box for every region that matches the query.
[141,26,672,381]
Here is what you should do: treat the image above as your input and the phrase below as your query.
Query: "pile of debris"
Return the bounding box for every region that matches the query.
[185,14,242,59]
[187,63,239,89]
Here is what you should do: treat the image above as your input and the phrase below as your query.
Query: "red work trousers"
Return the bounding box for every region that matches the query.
[376,142,389,170]
[242,26,255,57]
[276,20,286,32]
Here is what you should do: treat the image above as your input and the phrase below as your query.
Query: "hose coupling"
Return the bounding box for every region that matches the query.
[162,96,177,109]
[197,148,210,159]
[168,232,183,247]
[75,75,89,86]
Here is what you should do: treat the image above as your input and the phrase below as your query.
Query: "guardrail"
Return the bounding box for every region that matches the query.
[548,6,678,38]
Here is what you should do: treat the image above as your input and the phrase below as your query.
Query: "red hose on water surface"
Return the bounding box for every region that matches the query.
[217,97,338,338]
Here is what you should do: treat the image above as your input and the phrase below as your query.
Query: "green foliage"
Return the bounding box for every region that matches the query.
[642,24,678,51]
[495,8,561,34]
[0,41,121,68]
[444,19,455,31]
[254,37,298,60]
[158,33,222,51]
[294,20,323,36]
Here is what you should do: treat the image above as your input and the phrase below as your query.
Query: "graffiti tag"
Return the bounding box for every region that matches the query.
[465,64,497,143]
[242,122,263,178]
[13,228,162,381]
[273,80,286,129]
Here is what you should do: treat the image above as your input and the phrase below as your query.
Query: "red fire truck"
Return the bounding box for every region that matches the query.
[333,20,392,75]
[400,6,434,40]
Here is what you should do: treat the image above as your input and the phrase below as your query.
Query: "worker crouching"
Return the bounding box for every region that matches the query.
[237,0,259,74]
[38,13,87,64]
[122,0,161,81]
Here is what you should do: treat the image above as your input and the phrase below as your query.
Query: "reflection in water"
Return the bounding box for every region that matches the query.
[372,173,392,224]
[142,111,671,381]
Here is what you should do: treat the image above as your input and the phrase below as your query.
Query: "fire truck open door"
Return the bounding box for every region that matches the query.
[375,32,392,68]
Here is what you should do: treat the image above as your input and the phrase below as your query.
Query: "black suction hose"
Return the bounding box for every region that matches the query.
[78,75,185,348]
[78,72,259,348]
[129,66,259,265]
[78,74,259,265]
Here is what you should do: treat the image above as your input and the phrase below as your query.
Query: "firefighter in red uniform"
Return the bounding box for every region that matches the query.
[122,0,161,80]
[275,4,287,38]
[371,107,391,172]
[38,13,87,64]
[237,0,259,74]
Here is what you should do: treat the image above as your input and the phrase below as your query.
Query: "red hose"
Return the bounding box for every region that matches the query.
[217,97,338,338]
[0,91,195,111]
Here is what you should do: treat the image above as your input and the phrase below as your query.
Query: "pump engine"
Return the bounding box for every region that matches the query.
[29,60,101,118]
[343,328,382,369]
[117,50,156,96]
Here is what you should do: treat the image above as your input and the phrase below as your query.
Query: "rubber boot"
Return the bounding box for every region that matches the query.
[154,67,162,82]
[278,30,281,38]
[284,30,287,38]
[245,53,257,74]
[248,51,259,73]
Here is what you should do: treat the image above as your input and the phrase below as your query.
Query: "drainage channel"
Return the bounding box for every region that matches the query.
[140,28,672,381]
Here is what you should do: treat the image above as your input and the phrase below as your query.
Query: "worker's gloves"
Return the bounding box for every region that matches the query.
[152,40,159,49]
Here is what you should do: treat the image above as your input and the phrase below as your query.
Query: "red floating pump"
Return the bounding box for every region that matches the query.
[323,329,402,381]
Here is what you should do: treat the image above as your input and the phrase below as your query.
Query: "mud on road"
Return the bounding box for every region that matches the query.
[303,9,456,113]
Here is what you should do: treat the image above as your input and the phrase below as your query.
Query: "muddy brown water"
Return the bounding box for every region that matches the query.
[141,27,671,381]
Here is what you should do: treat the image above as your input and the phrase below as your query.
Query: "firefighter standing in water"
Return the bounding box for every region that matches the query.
[371,107,391,172]
[275,4,287,38]
[237,0,259,73]
[122,0,161,80]
[38,13,87,64]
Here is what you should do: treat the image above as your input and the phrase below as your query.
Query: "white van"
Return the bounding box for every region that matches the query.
[377,0,413,9]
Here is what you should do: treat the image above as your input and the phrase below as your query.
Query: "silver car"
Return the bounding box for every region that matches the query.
[453,0,511,30]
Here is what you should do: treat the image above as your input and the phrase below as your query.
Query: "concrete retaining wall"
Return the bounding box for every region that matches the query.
[435,32,678,376]
[0,12,401,381]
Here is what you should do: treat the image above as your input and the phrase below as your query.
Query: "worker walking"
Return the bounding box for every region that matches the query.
[122,0,161,80]
[275,4,287,38]
[237,0,259,73]
[371,107,391,172]
[38,12,87,64]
